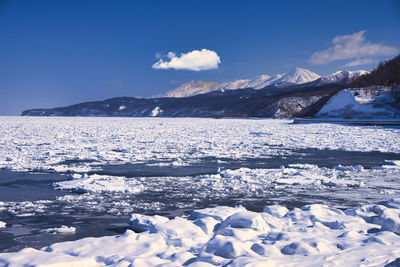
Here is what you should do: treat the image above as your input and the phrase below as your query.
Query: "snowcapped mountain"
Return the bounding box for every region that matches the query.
[162,81,224,98]
[315,70,369,86]
[160,68,319,98]
[247,74,283,89]
[271,67,320,84]
[159,68,367,98]
[160,76,279,98]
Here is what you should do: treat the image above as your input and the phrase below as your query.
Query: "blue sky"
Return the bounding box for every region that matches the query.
[0,0,399,115]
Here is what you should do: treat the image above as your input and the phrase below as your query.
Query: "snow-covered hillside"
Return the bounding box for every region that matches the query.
[317,86,400,119]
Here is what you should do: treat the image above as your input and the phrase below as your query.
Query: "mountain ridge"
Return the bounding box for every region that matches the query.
[22,60,389,119]
[159,68,365,98]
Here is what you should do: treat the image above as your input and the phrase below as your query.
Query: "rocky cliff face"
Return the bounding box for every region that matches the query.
[273,96,326,118]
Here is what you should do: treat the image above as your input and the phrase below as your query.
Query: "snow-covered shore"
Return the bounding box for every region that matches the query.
[1,199,400,266]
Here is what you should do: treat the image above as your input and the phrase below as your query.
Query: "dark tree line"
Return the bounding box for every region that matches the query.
[350,54,400,88]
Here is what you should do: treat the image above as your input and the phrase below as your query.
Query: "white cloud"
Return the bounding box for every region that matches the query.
[310,30,398,65]
[152,49,221,71]
[344,58,374,67]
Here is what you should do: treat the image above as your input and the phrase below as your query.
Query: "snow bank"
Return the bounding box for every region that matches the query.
[2,200,400,266]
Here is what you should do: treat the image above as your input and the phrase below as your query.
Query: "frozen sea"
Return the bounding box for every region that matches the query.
[0,117,400,266]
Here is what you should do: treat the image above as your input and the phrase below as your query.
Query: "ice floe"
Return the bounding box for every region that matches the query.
[53,174,144,194]
[0,117,399,172]
[40,225,76,234]
[2,200,400,266]
[0,163,399,219]
[196,164,370,191]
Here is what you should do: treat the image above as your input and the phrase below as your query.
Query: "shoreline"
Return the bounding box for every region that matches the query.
[293,118,400,125]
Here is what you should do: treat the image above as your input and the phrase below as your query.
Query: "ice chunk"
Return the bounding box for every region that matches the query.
[193,217,219,236]
[260,213,290,230]
[344,204,387,224]
[204,235,255,259]
[45,229,167,261]
[0,221,6,228]
[53,174,144,194]
[129,214,169,232]
[386,258,400,267]
[218,211,270,233]
[186,262,217,267]
[0,248,98,267]
[150,218,208,249]
[1,201,400,266]
[263,205,289,218]
[280,241,317,256]
[286,204,367,230]
[41,225,76,234]
[381,209,400,234]
[189,206,246,221]
[379,198,400,209]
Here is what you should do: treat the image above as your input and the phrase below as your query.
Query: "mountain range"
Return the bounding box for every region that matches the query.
[22,54,400,119]
[159,68,367,98]
[21,67,369,118]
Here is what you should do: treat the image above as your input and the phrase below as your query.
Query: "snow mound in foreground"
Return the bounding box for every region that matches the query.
[2,199,400,266]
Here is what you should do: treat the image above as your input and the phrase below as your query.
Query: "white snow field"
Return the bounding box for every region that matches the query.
[0,117,399,173]
[1,200,400,266]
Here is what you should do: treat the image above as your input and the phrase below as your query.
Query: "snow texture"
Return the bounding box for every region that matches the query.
[2,200,400,266]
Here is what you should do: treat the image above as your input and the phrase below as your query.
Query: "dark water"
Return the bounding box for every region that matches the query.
[0,148,400,252]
